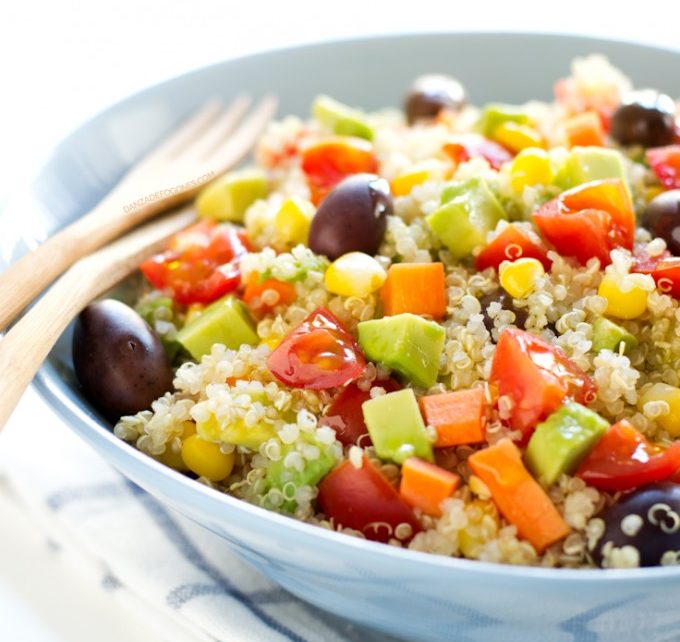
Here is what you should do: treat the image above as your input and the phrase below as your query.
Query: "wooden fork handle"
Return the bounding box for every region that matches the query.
[0,207,196,432]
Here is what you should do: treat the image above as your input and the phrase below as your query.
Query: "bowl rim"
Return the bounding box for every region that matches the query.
[10,29,680,583]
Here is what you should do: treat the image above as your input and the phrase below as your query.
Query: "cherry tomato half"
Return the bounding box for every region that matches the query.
[633,250,680,298]
[647,145,680,190]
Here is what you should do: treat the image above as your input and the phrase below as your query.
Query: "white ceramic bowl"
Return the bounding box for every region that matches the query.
[4,33,680,642]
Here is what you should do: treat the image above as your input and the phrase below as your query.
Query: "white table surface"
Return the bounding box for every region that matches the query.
[1,1,678,639]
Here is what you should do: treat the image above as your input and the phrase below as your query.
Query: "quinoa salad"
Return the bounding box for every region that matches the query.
[72,55,680,569]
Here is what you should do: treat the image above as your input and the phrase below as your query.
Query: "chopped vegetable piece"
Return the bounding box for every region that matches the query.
[301,137,378,204]
[492,122,544,153]
[577,420,680,491]
[320,379,401,446]
[509,148,554,192]
[267,307,366,389]
[563,112,605,148]
[399,457,460,517]
[638,383,680,437]
[559,147,628,189]
[318,457,422,543]
[499,257,545,299]
[196,169,268,222]
[633,253,680,297]
[357,314,445,388]
[312,95,373,140]
[591,317,638,354]
[141,220,250,305]
[242,272,297,315]
[380,262,446,318]
[428,178,507,259]
[475,223,551,272]
[176,295,258,360]
[442,134,512,170]
[391,161,447,196]
[419,387,486,447]
[525,402,609,487]
[490,328,597,441]
[476,103,530,138]
[362,389,433,464]
[325,252,387,297]
[181,435,235,482]
[197,414,276,450]
[533,179,634,266]
[468,439,571,553]
[273,197,315,247]
[647,145,680,190]
[598,274,649,319]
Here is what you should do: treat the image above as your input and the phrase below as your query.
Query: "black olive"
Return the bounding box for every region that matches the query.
[591,483,680,568]
[404,74,467,124]
[72,299,174,420]
[641,189,680,255]
[478,289,528,333]
[610,90,676,148]
[308,173,392,260]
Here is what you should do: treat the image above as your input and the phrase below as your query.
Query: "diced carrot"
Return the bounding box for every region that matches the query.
[399,457,460,517]
[419,388,487,447]
[467,439,570,553]
[380,263,446,318]
[242,272,296,314]
[563,111,605,148]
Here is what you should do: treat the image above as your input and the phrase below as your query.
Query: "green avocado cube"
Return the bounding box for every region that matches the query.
[362,389,433,464]
[196,168,268,222]
[591,317,639,354]
[176,295,258,360]
[476,103,530,137]
[525,402,609,487]
[558,146,628,189]
[428,178,507,259]
[357,314,445,389]
[312,94,373,140]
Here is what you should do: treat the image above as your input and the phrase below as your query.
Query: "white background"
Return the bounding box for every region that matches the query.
[0,1,678,640]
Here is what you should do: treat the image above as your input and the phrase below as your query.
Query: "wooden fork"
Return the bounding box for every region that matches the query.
[0,94,277,333]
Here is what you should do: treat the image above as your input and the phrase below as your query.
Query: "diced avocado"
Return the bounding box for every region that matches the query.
[197,415,276,450]
[362,389,433,464]
[558,146,628,189]
[525,402,609,487]
[312,95,373,140]
[176,295,258,360]
[196,168,268,222]
[357,314,445,388]
[591,317,639,354]
[476,103,530,138]
[428,178,507,259]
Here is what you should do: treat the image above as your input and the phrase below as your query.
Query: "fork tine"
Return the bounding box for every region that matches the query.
[205,95,278,173]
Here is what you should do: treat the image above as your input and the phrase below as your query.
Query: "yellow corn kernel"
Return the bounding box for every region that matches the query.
[324,252,387,297]
[509,148,554,192]
[158,421,197,471]
[598,274,648,319]
[493,122,545,154]
[181,434,235,482]
[391,161,447,197]
[639,383,680,437]
[499,257,545,299]
[274,197,315,246]
[261,334,282,350]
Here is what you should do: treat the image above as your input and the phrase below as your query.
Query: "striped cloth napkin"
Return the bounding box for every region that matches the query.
[0,388,397,642]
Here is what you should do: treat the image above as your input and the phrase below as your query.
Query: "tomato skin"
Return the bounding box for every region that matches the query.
[317,457,422,543]
[490,328,597,442]
[633,252,680,298]
[475,224,552,272]
[301,137,378,205]
[647,145,680,190]
[577,420,680,491]
[320,379,401,446]
[533,179,634,266]
[267,307,366,390]
[443,134,513,170]
[140,221,250,305]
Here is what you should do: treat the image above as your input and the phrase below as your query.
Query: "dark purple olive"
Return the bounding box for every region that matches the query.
[73,299,174,420]
[591,483,680,568]
[641,189,680,255]
[610,90,676,147]
[308,173,392,260]
[478,289,528,333]
[404,74,467,124]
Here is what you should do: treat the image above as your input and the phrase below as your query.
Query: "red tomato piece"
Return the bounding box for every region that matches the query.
[647,145,680,190]
[443,134,513,170]
[267,307,366,389]
[489,328,597,442]
[475,224,552,272]
[140,220,250,305]
[533,179,634,266]
[577,420,680,491]
[633,251,680,298]
[301,137,378,205]
[320,379,401,446]
[317,457,422,543]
